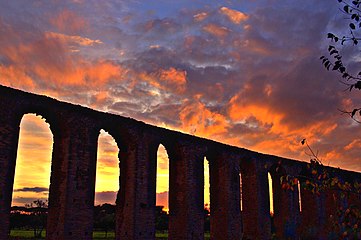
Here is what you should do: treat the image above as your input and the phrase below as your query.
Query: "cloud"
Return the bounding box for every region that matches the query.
[95,191,117,205]
[44,32,102,47]
[14,187,49,193]
[219,7,248,24]
[193,12,208,22]
[49,9,89,35]
[203,23,231,38]
[156,191,168,209]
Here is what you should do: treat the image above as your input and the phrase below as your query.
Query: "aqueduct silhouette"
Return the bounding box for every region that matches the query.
[0,85,360,239]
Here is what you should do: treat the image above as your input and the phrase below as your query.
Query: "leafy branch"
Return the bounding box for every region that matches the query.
[321,0,361,121]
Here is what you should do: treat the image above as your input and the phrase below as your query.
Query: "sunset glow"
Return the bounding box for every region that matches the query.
[3,1,361,206]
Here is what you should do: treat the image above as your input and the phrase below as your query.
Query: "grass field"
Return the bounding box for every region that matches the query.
[10,230,210,239]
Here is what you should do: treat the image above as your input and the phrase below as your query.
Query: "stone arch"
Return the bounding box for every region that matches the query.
[0,102,59,239]
[203,155,210,226]
[240,156,271,239]
[206,147,242,239]
[95,129,120,204]
[11,113,54,238]
[92,129,120,237]
[12,113,54,193]
[155,143,170,207]
[298,163,322,238]
[164,137,207,239]
[154,143,170,233]
[268,163,286,216]
[268,162,302,239]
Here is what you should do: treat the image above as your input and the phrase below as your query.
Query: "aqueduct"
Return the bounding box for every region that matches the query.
[0,85,360,239]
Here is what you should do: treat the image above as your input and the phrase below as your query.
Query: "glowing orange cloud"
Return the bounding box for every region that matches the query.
[179,98,229,139]
[0,27,124,92]
[227,93,339,160]
[203,24,230,38]
[138,67,188,94]
[344,139,361,151]
[220,7,248,24]
[45,32,102,47]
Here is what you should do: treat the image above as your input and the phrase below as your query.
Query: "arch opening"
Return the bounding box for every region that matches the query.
[156,144,169,233]
[239,173,243,212]
[268,172,274,216]
[298,180,302,212]
[11,114,53,238]
[204,157,210,235]
[94,129,120,238]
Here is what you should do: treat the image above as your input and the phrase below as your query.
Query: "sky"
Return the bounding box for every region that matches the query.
[1,0,361,207]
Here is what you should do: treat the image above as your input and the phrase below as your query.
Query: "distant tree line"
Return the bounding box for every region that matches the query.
[10,202,211,238]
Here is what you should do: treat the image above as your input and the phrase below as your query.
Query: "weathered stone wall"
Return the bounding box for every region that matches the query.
[0,85,360,240]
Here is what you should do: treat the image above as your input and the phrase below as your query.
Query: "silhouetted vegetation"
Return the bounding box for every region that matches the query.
[10,200,48,238]
[278,140,361,239]
[93,204,115,238]
[321,0,361,121]
[11,203,210,238]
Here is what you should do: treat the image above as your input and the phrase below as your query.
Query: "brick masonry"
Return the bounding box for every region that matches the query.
[0,85,360,239]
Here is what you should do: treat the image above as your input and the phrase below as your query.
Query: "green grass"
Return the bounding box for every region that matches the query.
[10,230,210,239]
[10,229,46,239]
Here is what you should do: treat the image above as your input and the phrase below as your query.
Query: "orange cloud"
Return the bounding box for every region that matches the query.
[159,67,187,92]
[227,93,339,160]
[1,32,123,91]
[0,65,36,90]
[228,94,285,133]
[179,98,229,139]
[45,32,102,47]
[344,139,361,151]
[203,24,231,38]
[138,67,187,94]
[50,9,88,34]
[242,39,273,56]
[193,12,208,22]
[219,7,248,24]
